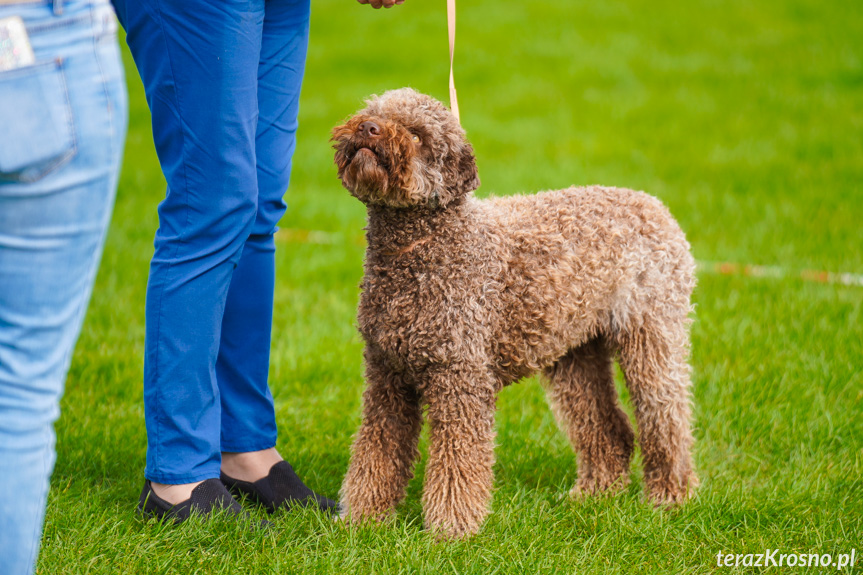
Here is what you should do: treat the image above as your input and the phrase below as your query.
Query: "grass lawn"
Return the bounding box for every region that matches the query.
[38,0,861,572]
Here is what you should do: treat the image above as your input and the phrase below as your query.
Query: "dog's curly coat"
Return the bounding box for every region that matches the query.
[332,88,698,539]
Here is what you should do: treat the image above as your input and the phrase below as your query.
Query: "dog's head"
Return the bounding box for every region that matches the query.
[332,88,480,209]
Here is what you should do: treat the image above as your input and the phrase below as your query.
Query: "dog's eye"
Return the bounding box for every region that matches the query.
[411,134,421,144]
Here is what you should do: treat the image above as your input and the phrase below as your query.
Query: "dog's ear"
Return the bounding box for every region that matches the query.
[453,143,481,197]
[331,121,354,171]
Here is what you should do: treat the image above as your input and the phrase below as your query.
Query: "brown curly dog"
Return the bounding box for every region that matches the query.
[332,88,698,539]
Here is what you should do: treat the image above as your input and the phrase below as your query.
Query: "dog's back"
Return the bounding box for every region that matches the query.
[474,185,695,381]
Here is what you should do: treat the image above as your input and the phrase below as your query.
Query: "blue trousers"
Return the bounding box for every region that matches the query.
[0,1,127,573]
[112,0,311,483]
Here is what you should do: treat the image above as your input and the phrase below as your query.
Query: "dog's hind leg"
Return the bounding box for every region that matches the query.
[543,337,635,498]
[422,364,497,539]
[340,347,423,522]
[614,315,698,505]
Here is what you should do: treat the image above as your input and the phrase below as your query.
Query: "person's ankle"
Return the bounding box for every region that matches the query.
[150,480,205,505]
[221,448,283,483]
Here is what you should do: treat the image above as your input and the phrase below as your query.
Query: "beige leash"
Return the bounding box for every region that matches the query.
[447,0,460,123]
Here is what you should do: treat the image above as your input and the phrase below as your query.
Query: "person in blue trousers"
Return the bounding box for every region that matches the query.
[0,0,128,573]
[110,0,406,521]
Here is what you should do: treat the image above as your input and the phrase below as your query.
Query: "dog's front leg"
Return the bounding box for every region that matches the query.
[422,365,496,539]
[340,347,423,523]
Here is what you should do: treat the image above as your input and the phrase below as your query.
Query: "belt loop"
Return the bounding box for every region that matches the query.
[53,0,63,16]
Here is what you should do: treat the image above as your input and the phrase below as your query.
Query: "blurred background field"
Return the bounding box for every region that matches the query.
[40,0,861,573]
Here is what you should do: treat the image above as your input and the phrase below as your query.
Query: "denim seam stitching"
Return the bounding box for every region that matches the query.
[52,58,78,175]
[25,14,90,35]
[90,5,115,168]
[0,58,54,79]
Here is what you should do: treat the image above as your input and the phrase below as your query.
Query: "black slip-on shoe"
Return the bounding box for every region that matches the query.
[221,461,338,514]
[138,478,266,526]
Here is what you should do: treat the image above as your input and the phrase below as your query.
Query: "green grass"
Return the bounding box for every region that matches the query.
[39,0,862,572]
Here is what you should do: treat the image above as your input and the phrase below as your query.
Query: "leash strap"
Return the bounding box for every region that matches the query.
[447,0,459,123]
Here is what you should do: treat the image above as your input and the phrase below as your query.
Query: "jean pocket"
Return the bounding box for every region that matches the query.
[0,59,77,184]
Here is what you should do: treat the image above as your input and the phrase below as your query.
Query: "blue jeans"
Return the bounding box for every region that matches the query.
[0,0,127,573]
[111,0,311,483]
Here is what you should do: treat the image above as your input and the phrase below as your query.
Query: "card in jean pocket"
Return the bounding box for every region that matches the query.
[0,16,36,72]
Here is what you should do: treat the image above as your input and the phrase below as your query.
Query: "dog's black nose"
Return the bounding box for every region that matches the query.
[358,121,381,138]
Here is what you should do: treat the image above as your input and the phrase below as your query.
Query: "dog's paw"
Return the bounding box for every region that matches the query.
[423,501,485,540]
[422,493,489,540]
[646,472,699,506]
[569,473,631,500]
[425,518,481,541]
[338,504,396,527]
